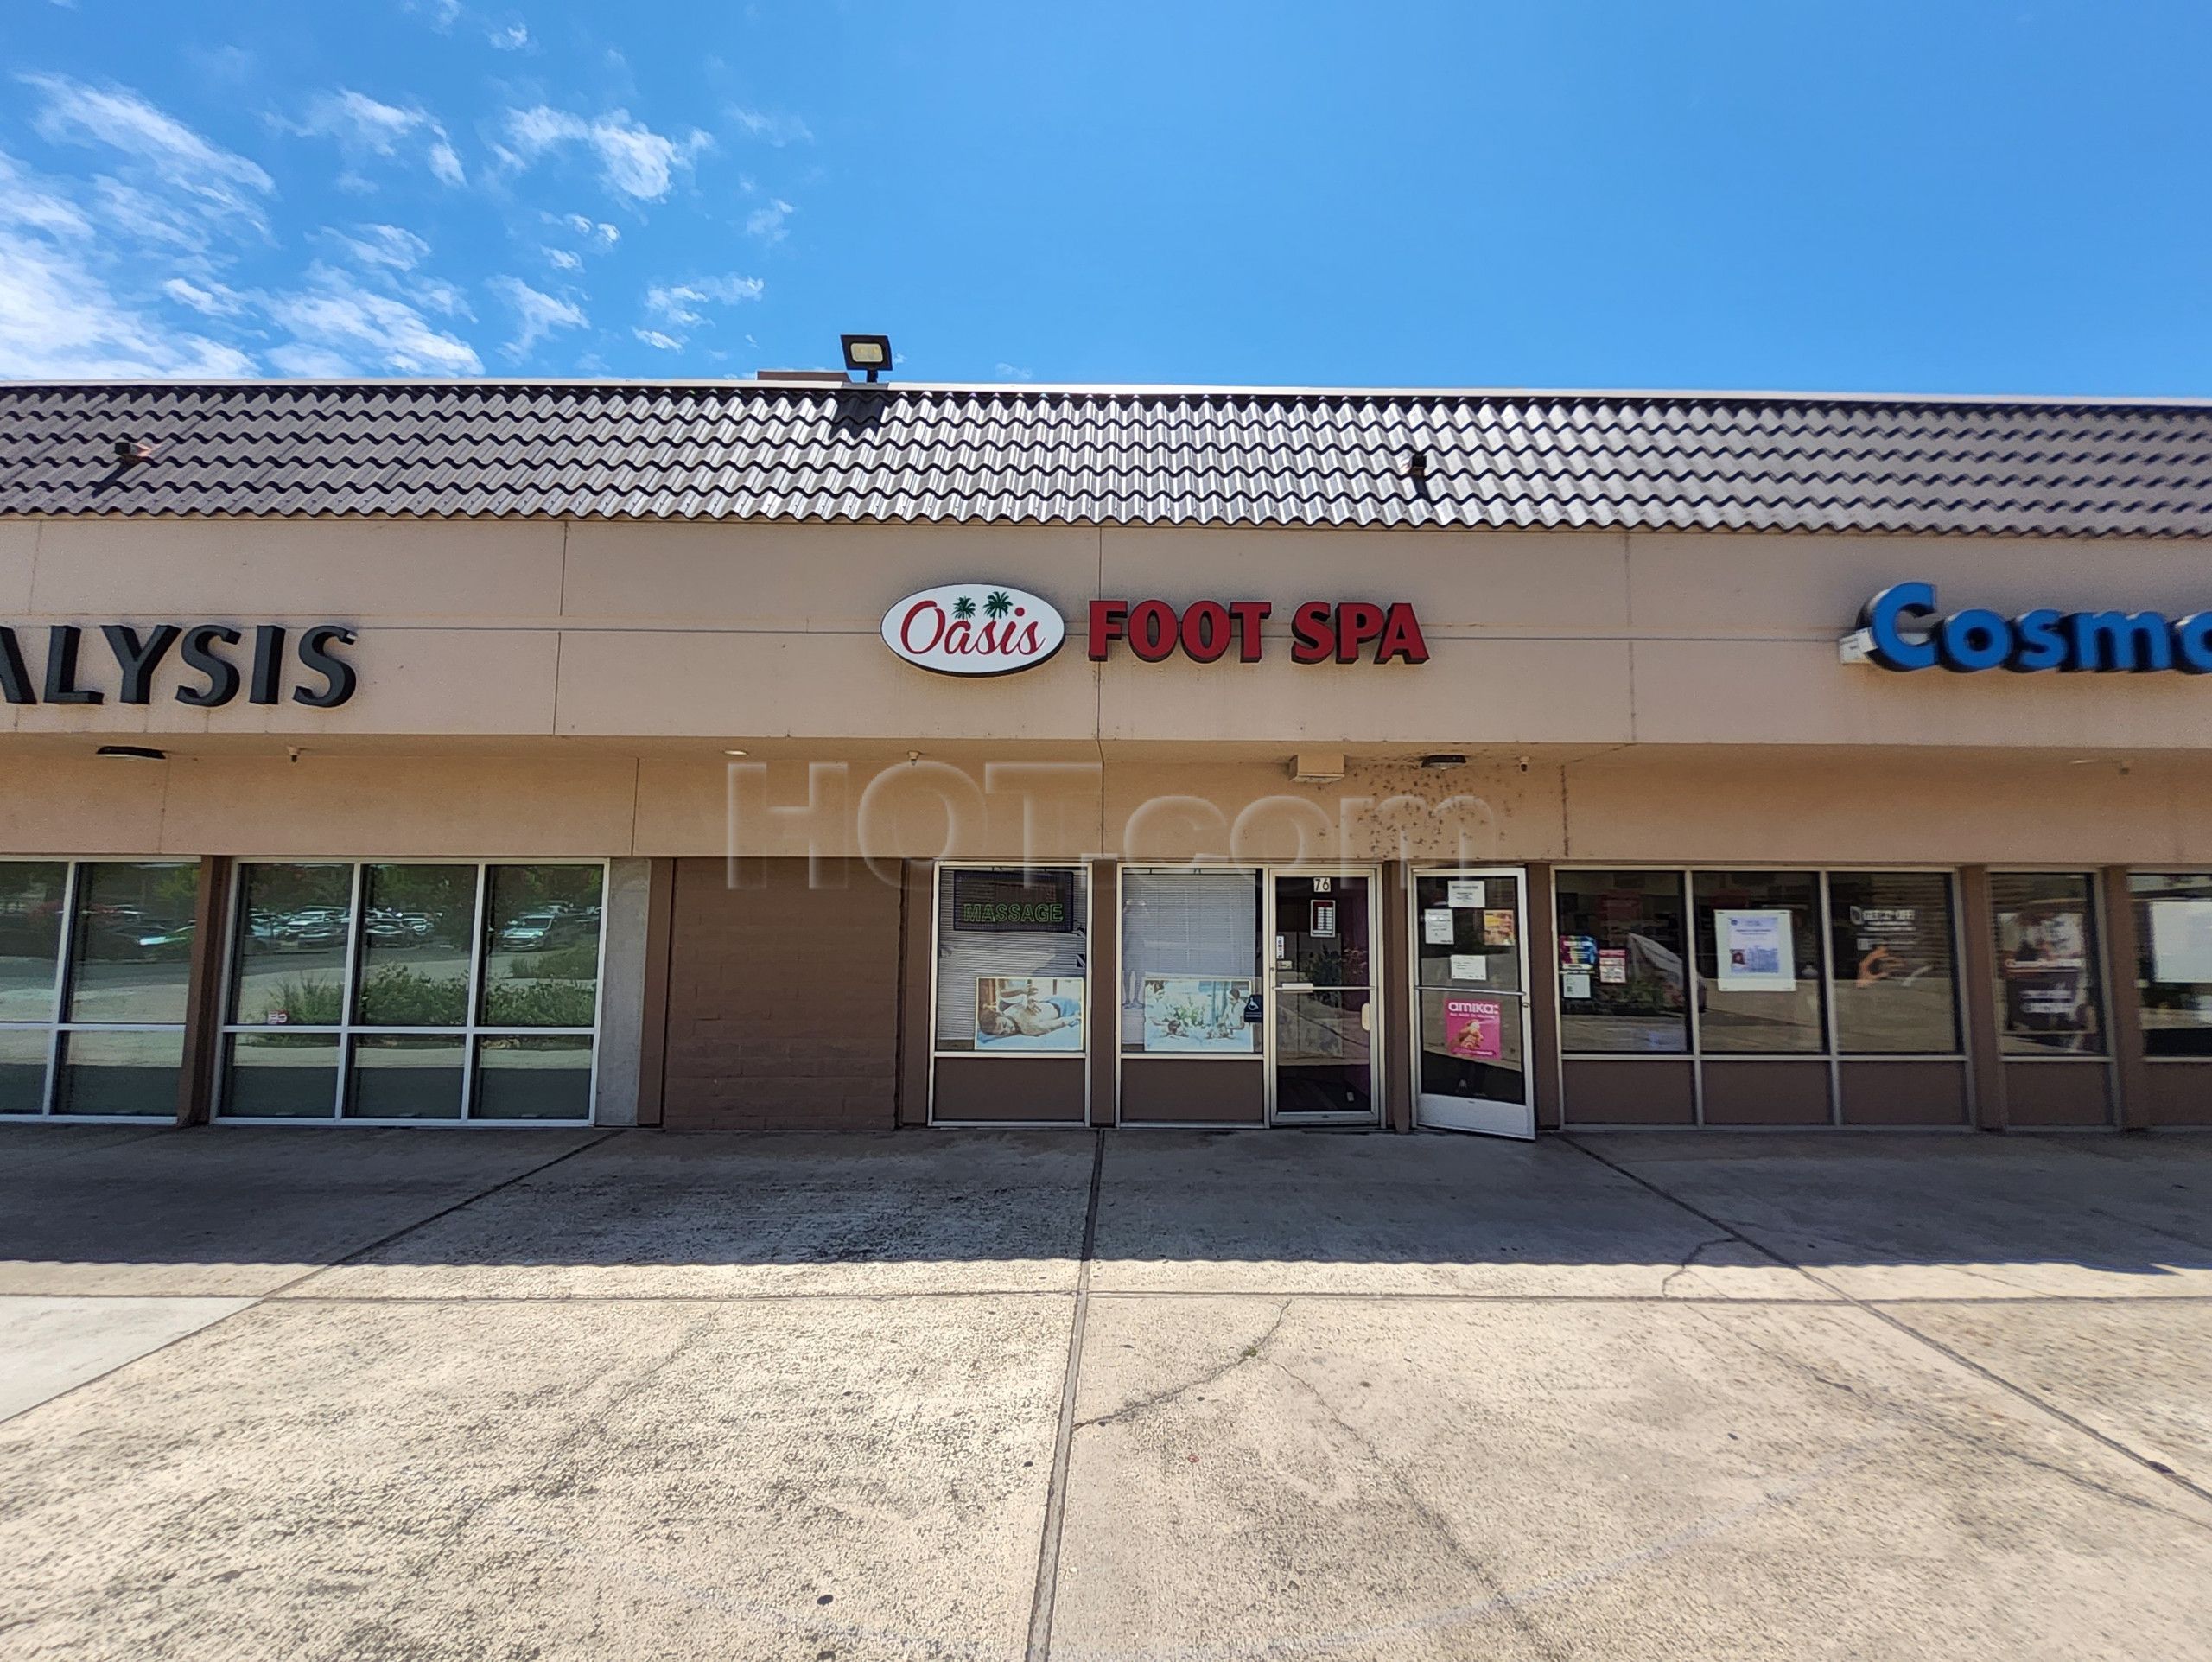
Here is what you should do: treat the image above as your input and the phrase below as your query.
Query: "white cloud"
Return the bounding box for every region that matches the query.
[744,198,793,243]
[995,362,1034,380]
[161,276,248,316]
[267,263,481,374]
[505,105,710,200]
[0,235,256,377]
[327,222,430,269]
[632,328,683,351]
[0,151,92,237]
[644,273,763,328]
[729,107,812,146]
[560,213,620,246]
[21,73,271,223]
[488,22,530,49]
[488,274,584,359]
[284,89,466,187]
[543,246,582,271]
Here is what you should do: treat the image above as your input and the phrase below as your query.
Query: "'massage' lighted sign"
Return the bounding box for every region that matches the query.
[882,584,1067,676]
[1843,583,2212,673]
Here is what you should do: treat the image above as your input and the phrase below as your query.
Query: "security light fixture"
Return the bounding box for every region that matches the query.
[1419,753,1466,770]
[841,334,892,382]
[95,745,166,761]
[723,748,748,757]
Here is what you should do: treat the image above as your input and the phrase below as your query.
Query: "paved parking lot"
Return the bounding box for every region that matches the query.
[1,1124,2208,1660]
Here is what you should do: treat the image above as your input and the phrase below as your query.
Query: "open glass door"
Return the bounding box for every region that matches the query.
[1411,868,1535,1137]
[1269,870,1380,1124]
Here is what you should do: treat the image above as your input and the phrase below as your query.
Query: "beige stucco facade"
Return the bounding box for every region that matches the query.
[1,516,2207,863]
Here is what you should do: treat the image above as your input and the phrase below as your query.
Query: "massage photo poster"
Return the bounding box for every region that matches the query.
[974,976,1086,1051]
[1714,909,1796,992]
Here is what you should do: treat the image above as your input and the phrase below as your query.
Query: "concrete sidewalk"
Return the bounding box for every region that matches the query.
[0,1125,2207,1660]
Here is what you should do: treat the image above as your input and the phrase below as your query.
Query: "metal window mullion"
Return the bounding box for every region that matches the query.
[41,861,88,1117]
[461,862,490,1119]
[1818,869,1842,1125]
[330,863,367,1120]
[1683,869,1704,1125]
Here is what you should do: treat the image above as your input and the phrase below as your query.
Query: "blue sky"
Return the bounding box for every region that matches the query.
[3,0,2208,393]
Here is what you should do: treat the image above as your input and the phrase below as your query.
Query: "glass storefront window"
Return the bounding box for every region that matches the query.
[1,860,194,1119]
[356,864,474,1027]
[1120,869,1263,1054]
[0,862,67,1024]
[481,865,602,1028]
[2127,873,2212,1057]
[1692,871,1825,1053]
[67,862,197,1025]
[1826,872,1961,1054]
[220,861,604,1121]
[1991,872,2105,1055]
[933,866,1089,1054]
[1554,870,1689,1054]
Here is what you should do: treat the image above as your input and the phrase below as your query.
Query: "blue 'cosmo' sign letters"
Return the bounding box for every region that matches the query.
[1848,583,2212,674]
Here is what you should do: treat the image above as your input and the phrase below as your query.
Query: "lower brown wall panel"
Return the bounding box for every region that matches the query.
[1838,1060,1970,1126]
[1121,1059,1267,1124]
[931,1054,1087,1123]
[663,857,902,1132]
[1700,1060,1831,1125]
[1560,1059,1694,1126]
[2003,1060,2113,1127]
[2142,1063,2212,1127]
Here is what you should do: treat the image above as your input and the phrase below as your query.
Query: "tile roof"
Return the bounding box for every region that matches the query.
[3,379,2210,537]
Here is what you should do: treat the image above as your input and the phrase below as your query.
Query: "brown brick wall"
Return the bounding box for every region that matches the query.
[661,857,905,1131]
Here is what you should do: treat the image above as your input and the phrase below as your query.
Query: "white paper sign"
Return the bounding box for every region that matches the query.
[1449,953,1488,982]
[2150,900,2212,984]
[1422,908,1455,945]
[1715,909,1796,992]
[1560,970,1592,1000]
[1446,879,1486,908]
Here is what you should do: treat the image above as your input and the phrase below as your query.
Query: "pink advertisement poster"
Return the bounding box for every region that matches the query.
[1443,997,1504,1062]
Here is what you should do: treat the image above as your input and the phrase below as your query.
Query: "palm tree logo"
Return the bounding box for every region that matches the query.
[951,595,976,621]
[984,590,1014,620]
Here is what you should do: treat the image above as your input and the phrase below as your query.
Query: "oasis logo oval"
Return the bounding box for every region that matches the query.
[882,583,1067,677]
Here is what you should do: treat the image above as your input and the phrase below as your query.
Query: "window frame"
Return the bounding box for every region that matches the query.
[213,857,609,1125]
[1986,867,2112,1062]
[2128,869,2212,1063]
[0,857,198,1123]
[1557,871,1973,1067]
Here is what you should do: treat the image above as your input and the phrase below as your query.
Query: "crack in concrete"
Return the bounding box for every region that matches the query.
[1657,1234,1738,1298]
[1262,1356,1571,1662]
[1072,1300,1291,1432]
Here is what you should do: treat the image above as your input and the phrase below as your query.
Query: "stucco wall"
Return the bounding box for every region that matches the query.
[0,516,2207,754]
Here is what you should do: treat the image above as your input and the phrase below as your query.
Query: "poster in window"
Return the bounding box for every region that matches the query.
[1560,970,1592,1000]
[1448,953,1489,982]
[1443,997,1505,1062]
[1481,909,1517,947]
[974,977,1085,1051]
[1422,908,1455,946]
[1140,976,1257,1052]
[950,869,1077,933]
[1715,909,1796,991]
[1446,879,1486,909]
[2000,905,2092,1036]
[1560,935,1598,971]
[2150,900,2212,985]
[1311,900,1337,939]
[1597,947,1628,984]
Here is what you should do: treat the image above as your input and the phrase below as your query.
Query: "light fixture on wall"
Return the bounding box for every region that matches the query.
[95,744,166,761]
[723,748,748,757]
[1419,753,1466,770]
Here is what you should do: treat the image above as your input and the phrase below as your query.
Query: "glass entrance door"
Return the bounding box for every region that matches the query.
[1269,871,1378,1124]
[1410,868,1535,1137]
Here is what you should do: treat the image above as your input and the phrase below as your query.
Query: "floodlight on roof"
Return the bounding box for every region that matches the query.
[841,334,892,382]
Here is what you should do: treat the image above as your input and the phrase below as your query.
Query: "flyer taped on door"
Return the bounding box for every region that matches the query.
[1482,909,1517,947]
[1715,909,1796,991]
[1423,908,1455,946]
[1443,997,1505,1062]
[1446,879,1485,908]
[1449,953,1488,982]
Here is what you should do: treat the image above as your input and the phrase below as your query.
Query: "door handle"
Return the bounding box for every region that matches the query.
[1277,981,1315,991]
